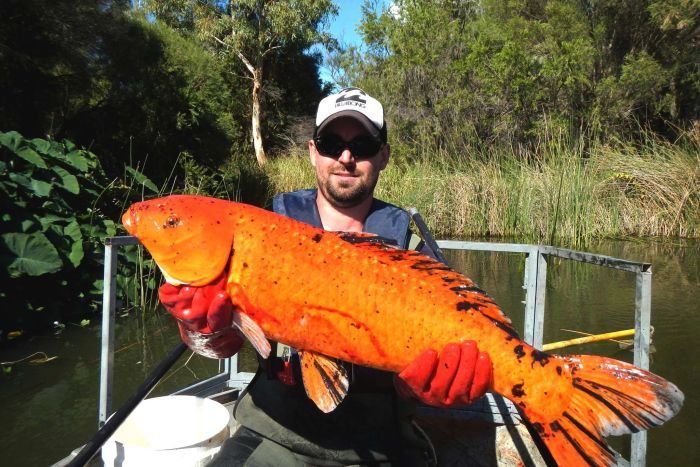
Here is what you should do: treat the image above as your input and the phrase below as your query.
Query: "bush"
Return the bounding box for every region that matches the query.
[0,131,157,339]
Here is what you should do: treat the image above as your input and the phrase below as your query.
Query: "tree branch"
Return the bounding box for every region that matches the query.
[261,44,283,58]
[207,33,256,76]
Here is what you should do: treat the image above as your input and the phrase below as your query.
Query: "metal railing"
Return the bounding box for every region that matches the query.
[437,241,651,466]
[98,236,652,466]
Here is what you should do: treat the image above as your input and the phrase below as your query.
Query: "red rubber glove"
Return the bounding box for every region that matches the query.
[395,341,492,408]
[158,273,244,359]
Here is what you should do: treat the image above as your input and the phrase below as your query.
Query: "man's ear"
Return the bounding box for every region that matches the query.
[308,139,318,168]
[378,144,390,170]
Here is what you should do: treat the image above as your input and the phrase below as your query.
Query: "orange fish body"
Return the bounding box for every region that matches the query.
[123,195,683,466]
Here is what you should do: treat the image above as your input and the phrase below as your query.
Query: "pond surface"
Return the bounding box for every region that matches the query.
[0,239,697,466]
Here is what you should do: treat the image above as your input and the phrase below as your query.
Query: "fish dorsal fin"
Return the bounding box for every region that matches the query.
[298,350,349,413]
[231,310,271,359]
[337,236,516,332]
[336,232,400,248]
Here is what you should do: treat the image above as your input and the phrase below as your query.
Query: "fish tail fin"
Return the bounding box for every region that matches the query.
[530,355,683,467]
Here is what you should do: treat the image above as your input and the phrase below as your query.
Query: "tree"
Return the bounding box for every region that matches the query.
[147,0,338,166]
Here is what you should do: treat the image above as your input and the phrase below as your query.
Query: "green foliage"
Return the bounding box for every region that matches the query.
[0,1,249,184]
[0,130,157,336]
[1,0,333,179]
[335,0,699,156]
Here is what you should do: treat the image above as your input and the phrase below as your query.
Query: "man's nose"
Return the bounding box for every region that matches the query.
[337,148,355,164]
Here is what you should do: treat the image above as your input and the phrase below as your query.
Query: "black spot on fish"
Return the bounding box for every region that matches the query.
[442,276,456,283]
[556,366,563,375]
[456,301,480,312]
[243,262,248,268]
[550,421,562,432]
[514,345,525,361]
[532,422,544,435]
[493,320,520,341]
[457,285,488,294]
[531,349,551,368]
[390,254,405,261]
[311,233,323,243]
[512,383,526,398]
[410,260,451,272]
[518,401,527,409]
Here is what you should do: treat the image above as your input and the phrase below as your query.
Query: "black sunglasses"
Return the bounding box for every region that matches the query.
[314,133,384,159]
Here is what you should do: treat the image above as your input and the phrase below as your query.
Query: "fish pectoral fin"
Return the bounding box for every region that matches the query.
[231,310,271,359]
[298,350,350,413]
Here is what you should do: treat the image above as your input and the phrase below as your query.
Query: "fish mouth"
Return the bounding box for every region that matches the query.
[159,266,187,286]
[121,209,135,235]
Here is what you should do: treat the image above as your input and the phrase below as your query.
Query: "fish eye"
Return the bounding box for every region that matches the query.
[165,215,179,228]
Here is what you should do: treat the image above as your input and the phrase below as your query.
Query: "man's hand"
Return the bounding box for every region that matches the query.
[395,341,492,408]
[158,273,244,359]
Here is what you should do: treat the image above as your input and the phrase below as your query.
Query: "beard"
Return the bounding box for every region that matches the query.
[318,173,378,208]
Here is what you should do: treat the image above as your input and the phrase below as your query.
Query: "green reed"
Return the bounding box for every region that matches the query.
[266,132,699,248]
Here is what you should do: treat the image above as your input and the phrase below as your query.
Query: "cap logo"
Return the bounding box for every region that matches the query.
[335,88,367,109]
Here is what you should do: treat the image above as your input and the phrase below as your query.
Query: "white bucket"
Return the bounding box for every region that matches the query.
[101,395,231,467]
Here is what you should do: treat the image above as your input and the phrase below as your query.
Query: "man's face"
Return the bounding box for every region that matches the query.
[309,118,389,208]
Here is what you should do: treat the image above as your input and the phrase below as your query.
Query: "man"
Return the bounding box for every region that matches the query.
[160,88,492,466]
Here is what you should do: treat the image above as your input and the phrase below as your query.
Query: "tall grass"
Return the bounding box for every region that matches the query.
[266,133,699,248]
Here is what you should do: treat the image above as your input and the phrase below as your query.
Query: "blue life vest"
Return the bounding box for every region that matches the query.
[272,189,412,249]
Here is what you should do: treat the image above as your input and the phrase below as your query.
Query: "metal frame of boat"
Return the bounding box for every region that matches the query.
[96,233,652,466]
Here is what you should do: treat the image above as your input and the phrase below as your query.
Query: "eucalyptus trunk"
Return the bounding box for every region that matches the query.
[251,68,266,167]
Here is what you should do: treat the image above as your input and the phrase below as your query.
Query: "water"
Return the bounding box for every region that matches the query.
[0,239,697,466]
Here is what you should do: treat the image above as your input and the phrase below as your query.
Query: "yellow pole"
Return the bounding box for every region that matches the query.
[542,329,636,352]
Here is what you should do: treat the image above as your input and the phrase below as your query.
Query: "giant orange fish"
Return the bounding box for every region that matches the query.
[122,195,683,466]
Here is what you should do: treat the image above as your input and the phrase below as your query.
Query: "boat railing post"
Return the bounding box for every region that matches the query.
[98,238,118,427]
[533,247,547,350]
[523,246,540,346]
[227,353,237,385]
[631,267,652,466]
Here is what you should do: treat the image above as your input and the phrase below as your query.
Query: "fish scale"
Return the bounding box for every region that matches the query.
[123,195,684,467]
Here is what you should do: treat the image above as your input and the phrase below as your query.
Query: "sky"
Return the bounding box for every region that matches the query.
[329,0,367,48]
[316,0,389,87]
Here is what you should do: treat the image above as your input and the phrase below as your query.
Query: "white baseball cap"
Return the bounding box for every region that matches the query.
[314,87,387,142]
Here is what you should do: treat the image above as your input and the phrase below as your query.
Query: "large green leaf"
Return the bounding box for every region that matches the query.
[31,178,53,197]
[38,214,70,231]
[0,131,22,152]
[52,166,80,194]
[64,221,84,267]
[8,172,53,197]
[8,172,32,189]
[15,146,48,169]
[65,150,90,172]
[1,232,63,277]
[29,138,51,154]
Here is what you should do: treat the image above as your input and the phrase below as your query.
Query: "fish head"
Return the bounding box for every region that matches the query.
[122,195,235,286]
